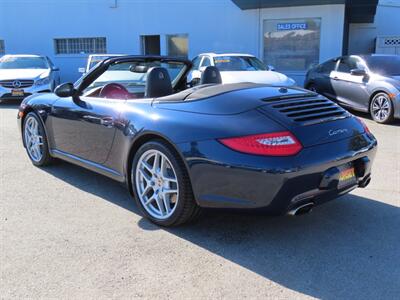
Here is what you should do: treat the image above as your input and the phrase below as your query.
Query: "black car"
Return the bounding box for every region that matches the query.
[305,54,400,124]
[18,55,377,226]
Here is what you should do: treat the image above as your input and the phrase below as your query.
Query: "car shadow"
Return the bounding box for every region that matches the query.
[349,109,400,127]
[41,160,400,299]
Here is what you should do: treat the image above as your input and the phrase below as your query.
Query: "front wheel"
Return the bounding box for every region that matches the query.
[131,140,201,227]
[370,92,394,124]
[23,112,53,166]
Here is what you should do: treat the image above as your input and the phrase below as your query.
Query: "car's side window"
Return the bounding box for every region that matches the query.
[191,56,201,70]
[320,60,337,74]
[337,57,358,73]
[200,56,212,68]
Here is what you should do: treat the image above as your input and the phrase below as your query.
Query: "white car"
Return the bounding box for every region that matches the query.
[188,53,296,86]
[78,54,126,75]
[0,54,60,102]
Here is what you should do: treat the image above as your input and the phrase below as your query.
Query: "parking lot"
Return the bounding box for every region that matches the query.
[0,100,399,299]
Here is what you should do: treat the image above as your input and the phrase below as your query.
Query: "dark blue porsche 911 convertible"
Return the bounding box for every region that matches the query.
[18,56,377,226]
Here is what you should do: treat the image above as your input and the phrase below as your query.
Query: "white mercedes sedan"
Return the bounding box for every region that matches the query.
[0,54,60,102]
[188,53,296,87]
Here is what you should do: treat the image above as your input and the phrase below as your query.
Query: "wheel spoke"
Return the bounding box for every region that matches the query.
[155,196,166,215]
[163,175,177,184]
[139,168,151,183]
[141,160,153,173]
[163,188,178,194]
[162,195,171,214]
[144,195,156,206]
[141,184,152,197]
[160,156,166,177]
[152,152,160,172]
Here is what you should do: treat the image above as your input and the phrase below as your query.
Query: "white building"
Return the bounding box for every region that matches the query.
[0,0,399,84]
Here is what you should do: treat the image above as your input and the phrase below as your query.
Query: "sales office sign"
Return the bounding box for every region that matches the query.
[277,22,308,31]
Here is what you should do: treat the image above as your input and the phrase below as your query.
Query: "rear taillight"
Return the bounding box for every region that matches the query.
[356,117,371,134]
[218,131,302,156]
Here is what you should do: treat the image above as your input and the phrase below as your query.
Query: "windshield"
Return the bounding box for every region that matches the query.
[0,56,48,69]
[213,56,267,71]
[365,55,400,76]
[88,55,121,70]
[84,60,187,96]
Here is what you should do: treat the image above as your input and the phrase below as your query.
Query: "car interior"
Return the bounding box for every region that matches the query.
[83,63,223,100]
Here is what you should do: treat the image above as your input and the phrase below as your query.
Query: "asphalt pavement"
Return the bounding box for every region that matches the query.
[1,100,399,299]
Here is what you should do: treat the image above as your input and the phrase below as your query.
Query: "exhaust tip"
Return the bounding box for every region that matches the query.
[287,202,314,216]
[359,175,371,188]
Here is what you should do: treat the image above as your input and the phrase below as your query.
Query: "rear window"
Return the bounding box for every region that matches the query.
[365,56,400,76]
[213,56,267,71]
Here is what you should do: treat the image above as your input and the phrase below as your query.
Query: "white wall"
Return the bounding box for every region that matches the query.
[0,1,350,85]
[0,0,259,82]
[259,4,345,85]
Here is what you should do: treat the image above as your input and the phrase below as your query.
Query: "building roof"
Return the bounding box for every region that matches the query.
[231,0,379,23]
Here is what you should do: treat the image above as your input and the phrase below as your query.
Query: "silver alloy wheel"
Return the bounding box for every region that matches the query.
[24,116,44,162]
[371,94,391,122]
[135,149,179,220]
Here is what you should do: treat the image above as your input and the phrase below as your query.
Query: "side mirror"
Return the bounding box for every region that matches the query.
[267,65,275,71]
[55,83,76,97]
[350,69,367,76]
[199,66,207,72]
[78,67,86,73]
[190,77,201,87]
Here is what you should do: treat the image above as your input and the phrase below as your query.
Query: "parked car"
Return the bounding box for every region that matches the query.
[0,54,60,102]
[78,54,126,75]
[18,55,376,226]
[188,53,296,87]
[305,54,400,124]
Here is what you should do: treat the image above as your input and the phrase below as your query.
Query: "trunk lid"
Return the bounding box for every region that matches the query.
[258,94,364,147]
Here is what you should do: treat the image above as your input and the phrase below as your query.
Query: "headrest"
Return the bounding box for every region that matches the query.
[145,67,173,98]
[200,66,222,85]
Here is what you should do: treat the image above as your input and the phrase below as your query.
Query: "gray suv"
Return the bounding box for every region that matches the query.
[305,54,400,124]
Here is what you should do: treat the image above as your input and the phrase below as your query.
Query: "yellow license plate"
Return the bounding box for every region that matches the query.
[11,89,24,97]
[339,167,356,182]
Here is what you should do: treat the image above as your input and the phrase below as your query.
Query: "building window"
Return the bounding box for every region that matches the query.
[166,34,188,58]
[141,35,161,55]
[0,40,5,55]
[263,18,321,72]
[54,37,107,54]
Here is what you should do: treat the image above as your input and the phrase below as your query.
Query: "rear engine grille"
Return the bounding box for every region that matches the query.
[264,96,348,124]
[0,79,34,88]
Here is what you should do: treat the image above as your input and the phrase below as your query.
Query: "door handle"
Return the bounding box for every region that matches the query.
[100,117,114,128]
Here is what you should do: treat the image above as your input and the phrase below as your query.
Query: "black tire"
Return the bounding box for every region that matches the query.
[22,112,53,166]
[369,92,394,124]
[131,140,201,227]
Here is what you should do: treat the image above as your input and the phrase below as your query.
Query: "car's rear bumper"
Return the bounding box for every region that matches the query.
[178,132,377,215]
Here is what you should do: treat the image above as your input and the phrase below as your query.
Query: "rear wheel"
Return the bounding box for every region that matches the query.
[131,140,201,226]
[23,112,53,166]
[370,92,394,124]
